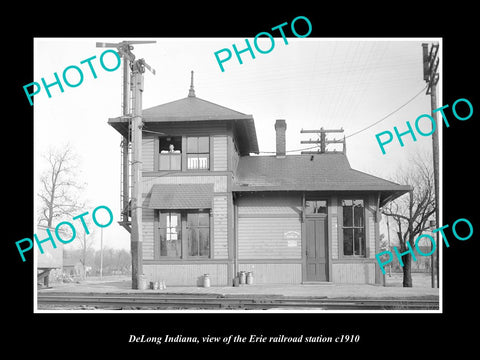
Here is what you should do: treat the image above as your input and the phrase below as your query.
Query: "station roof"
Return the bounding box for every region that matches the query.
[232,153,411,207]
[108,80,259,155]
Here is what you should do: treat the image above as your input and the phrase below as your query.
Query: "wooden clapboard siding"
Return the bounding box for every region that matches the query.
[368,214,376,259]
[331,262,376,284]
[329,196,338,260]
[142,208,155,260]
[212,136,228,171]
[238,217,302,259]
[331,216,338,259]
[238,263,302,284]
[213,195,228,259]
[237,193,302,260]
[142,175,228,193]
[142,134,155,172]
[367,194,378,259]
[237,193,301,215]
[143,263,229,286]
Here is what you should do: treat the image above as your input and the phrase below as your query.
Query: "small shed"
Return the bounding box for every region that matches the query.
[36,225,64,287]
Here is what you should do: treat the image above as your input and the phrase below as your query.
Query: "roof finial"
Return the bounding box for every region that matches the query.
[188,70,196,97]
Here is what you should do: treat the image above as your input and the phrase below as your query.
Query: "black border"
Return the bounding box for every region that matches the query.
[7,5,479,354]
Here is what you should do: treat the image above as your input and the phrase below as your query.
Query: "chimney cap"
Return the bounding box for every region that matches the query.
[275,119,287,158]
[275,119,287,129]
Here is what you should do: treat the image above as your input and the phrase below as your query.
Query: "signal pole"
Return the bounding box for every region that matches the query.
[130,61,143,290]
[96,40,156,289]
[130,58,155,289]
[422,42,440,288]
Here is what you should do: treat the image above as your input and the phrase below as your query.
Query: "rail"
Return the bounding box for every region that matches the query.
[37,293,439,310]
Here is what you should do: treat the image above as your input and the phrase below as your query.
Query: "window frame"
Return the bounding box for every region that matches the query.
[186,211,211,258]
[155,209,212,260]
[339,198,367,258]
[157,136,183,171]
[304,199,328,215]
[186,136,210,171]
[157,211,182,259]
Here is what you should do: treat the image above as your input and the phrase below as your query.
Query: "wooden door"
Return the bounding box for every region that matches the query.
[305,215,328,281]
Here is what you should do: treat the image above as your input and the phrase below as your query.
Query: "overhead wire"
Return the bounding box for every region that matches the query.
[343,83,427,140]
[257,83,428,154]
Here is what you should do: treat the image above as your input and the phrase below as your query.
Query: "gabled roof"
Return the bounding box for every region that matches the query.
[233,153,411,206]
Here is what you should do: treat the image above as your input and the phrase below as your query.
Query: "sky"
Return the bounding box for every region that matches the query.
[33,37,442,250]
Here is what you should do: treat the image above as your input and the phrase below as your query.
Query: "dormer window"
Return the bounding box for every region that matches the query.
[159,136,182,170]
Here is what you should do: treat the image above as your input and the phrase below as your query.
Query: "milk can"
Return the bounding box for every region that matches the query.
[138,274,148,290]
[203,274,211,288]
[246,271,254,285]
[239,271,246,284]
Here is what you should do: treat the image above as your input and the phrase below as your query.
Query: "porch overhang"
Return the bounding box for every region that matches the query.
[147,183,214,210]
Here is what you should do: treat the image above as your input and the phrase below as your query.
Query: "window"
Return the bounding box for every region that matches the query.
[159,212,182,257]
[159,136,182,170]
[187,212,210,257]
[305,200,327,215]
[342,199,365,256]
[187,136,209,170]
[157,210,210,259]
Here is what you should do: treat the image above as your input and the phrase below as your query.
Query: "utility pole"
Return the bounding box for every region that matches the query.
[300,128,346,154]
[100,227,103,280]
[386,215,392,277]
[422,42,440,288]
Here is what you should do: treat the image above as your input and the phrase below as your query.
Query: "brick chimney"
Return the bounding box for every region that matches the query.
[275,119,287,158]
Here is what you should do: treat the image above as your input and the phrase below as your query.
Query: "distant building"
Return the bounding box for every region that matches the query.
[108,78,410,286]
[37,225,64,287]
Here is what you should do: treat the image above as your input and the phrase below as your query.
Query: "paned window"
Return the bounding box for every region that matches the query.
[187,136,209,170]
[342,199,365,256]
[157,210,210,259]
[159,212,182,257]
[187,212,210,257]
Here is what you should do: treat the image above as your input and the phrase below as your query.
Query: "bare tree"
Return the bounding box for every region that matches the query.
[37,144,86,227]
[382,152,436,287]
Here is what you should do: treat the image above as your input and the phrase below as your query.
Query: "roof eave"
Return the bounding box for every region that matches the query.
[107,116,260,155]
[231,185,411,207]
[142,114,254,122]
[108,117,129,137]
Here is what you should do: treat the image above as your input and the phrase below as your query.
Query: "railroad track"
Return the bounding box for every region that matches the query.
[37,293,439,310]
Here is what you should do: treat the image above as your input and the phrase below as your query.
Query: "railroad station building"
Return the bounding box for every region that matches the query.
[108,79,410,286]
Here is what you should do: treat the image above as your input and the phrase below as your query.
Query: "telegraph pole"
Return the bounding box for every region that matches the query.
[300,128,346,154]
[100,227,104,280]
[422,42,440,288]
